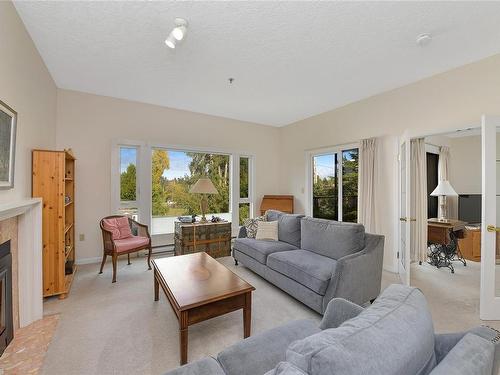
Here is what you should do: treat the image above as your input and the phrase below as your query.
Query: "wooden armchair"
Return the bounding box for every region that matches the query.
[99,215,152,283]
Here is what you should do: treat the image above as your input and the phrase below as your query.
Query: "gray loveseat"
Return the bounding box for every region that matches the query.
[164,284,500,375]
[233,211,384,313]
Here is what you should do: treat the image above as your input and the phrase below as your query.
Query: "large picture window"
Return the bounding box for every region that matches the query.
[311,147,359,222]
[151,149,231,235]
[112,141,254,237]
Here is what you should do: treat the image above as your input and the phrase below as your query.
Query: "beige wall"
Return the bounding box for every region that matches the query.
[448,135,482,219]
[279,54,500,272]
[55,89,281,262]
[0,1,57,204]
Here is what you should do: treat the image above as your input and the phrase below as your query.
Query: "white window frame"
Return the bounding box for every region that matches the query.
[111,140,255,238]
[111,140,147,222]
[234,155,254,230]
[305,143,359,221]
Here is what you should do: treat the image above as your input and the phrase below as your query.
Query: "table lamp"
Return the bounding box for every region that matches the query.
[430,180,458,222]
[189,178,218,222]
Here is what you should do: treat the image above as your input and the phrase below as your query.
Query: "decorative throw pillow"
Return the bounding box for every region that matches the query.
[243,216,266,238]
[102,217,133,240]
[256,220,279,241]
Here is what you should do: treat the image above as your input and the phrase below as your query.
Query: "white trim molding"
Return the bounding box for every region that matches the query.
[0,198,43,328]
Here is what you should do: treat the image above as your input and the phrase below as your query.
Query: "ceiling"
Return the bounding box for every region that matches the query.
[14,1,500,127]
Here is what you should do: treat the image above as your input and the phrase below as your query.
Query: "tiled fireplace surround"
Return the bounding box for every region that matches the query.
[0,199,43,338]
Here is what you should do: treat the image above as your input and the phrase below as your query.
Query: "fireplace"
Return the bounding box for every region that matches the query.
[0,240,13,356]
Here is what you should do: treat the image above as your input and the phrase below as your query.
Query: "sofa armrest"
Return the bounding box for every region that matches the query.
[163,357,225,375]
[431,333,495,375]
[217,319,320,375]
[319,298,364,330]
[322,233,384,311]
[238,225,247,238]
[435,326,500,373]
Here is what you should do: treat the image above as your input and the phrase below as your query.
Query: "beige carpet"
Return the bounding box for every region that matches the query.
[40,254,498,375]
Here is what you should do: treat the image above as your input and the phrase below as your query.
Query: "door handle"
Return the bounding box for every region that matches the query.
[400,217,407,222]
[487,225,500,232]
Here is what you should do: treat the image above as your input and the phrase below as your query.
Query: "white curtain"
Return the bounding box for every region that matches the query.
[410,138,427,263]
[438,146,450,218]
[358,138,378,233]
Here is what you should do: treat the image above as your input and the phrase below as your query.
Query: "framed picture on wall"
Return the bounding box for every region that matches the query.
[0,100,17,190]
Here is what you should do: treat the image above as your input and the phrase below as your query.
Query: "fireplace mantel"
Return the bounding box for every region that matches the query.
[0,199,41,222]
[0,198,43,327]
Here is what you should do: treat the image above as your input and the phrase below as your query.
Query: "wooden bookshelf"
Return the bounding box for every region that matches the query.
[32,149,76,299]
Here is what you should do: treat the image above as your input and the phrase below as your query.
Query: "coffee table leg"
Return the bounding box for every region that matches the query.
[154,269,159,301]
[180,311,188,365]
[243,292,251,338]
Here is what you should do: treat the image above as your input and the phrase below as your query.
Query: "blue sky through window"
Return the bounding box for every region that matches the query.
[162,151,192,179]
[120,147,136,173]
[314,154,335,179]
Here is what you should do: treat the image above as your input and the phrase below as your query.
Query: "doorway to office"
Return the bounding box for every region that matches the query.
[399,125,492,329]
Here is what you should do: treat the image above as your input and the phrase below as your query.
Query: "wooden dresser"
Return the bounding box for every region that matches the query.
[457,226,500,262]
[458,227,481,262]
[174,221,231,258]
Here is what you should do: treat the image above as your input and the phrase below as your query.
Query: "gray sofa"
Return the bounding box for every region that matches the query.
[164,284,500,375]
[233,211,384,314]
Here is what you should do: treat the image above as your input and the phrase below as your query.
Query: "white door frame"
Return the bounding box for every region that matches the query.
[398,132,411,285]
[396,123,480,284]
[480,115,500,320]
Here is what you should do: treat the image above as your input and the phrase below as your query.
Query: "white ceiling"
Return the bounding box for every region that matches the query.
[14,1,500,127]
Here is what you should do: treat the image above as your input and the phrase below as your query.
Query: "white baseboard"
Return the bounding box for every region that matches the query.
[75,257,101,265]
[76,249,170,266]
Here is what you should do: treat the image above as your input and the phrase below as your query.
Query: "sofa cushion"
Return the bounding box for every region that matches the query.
[163,357,225,375]
[114,236,149,253]
[300,217,365,259]
[286,284,436,375]
[267,250,336,295]
[218,319,321,375]
[278,214,305,248]
[233,238,298,264]
[429,333,494,375]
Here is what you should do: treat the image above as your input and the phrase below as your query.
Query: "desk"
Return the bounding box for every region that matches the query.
[428,219,466,245]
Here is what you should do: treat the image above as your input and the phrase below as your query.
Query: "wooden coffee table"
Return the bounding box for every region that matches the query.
[153,252,255,365]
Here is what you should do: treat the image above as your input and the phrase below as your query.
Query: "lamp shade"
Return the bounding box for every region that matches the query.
[430,180,458,197]
[189,178,218,194]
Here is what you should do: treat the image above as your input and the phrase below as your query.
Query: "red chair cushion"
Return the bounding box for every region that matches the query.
[114,236,150,253]
[102,217,133,240]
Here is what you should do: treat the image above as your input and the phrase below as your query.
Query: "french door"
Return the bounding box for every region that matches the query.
[480,115,500,320]
[398,134,411,285]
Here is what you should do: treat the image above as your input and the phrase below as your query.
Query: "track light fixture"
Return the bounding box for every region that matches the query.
[165,33,176,49]
[165,18,188,49]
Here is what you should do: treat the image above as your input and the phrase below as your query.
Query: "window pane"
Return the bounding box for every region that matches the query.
[151,149,231,234]
[313,154,338,220]
[240,157,249,198]
[342,148,359,222]
[239,203,250,225]
[119,147,138,218]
